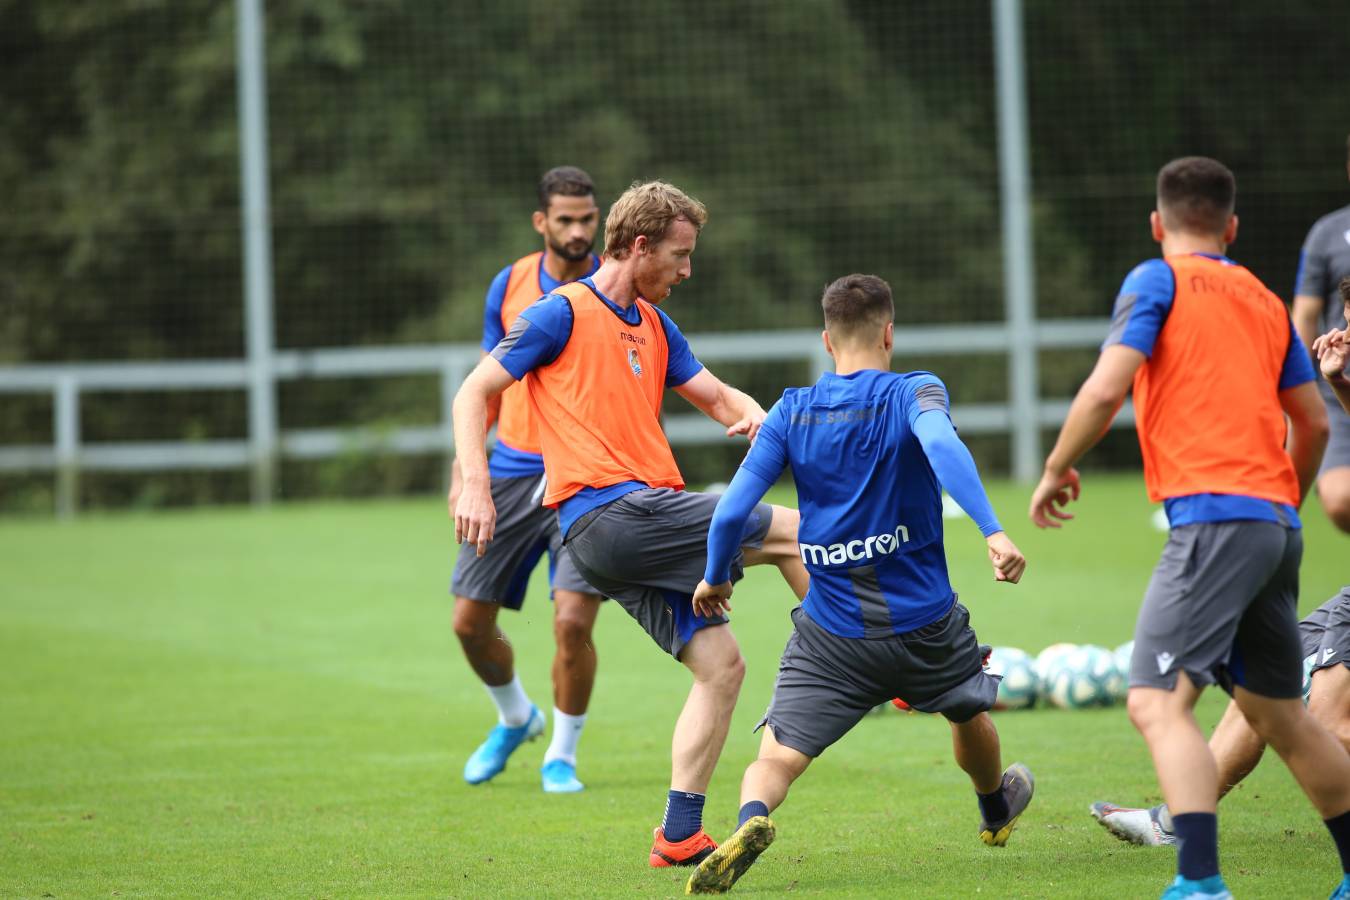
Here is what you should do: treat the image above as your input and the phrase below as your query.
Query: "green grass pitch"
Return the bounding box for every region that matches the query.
[2,475,1346,897]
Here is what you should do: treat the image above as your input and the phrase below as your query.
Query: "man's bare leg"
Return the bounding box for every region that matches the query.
[742,504,809,600]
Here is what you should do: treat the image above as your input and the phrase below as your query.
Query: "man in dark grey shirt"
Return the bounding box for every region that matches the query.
[1293,134,1350,534]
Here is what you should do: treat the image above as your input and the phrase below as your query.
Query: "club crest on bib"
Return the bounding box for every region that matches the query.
[628,347,643,378]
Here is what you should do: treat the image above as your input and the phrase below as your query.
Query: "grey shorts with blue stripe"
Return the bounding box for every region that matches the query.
[1318,383,1350,475]
[451,474,597,609]
[1302,587,1350,676]
[759,601,999,759]
[563,488,773,660]
[1130,519,1304,699]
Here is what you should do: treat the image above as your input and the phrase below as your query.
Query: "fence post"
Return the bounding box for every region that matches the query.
[236,0,278,504]
[993,0,1040,482]
[54,374,80,518]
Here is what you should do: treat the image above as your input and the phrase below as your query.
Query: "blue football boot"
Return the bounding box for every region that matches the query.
[463,705,544,784]
[540,758,585,793]
[1159,875,1232,900]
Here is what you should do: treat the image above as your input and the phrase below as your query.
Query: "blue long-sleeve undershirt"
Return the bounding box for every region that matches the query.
[703,409,1001,586]
[703,467,775,586]
[913,409,1002,537]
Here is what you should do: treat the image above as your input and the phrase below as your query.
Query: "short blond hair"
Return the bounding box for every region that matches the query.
[604,180,708,259]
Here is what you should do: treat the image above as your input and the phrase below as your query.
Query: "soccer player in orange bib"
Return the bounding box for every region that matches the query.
[448,167,606,794]
[1029,157,1350,900]
[453,180,808,868]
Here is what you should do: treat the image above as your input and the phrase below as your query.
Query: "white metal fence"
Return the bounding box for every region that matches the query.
[0,318,1134,517]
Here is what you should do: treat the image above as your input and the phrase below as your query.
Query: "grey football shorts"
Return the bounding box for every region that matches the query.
[451,473,598,610]
[1318,384,1350,476]
[563,487,773,660]
[1302,586,1350,676]
[1130,520,1304,699]
[758,601,999,759]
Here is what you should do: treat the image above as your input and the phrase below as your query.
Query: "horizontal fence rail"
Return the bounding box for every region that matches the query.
[0,319,1130,515]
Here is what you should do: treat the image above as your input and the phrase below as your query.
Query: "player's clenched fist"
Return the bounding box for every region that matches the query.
[454,475,497,557]
[985,532,1026,584]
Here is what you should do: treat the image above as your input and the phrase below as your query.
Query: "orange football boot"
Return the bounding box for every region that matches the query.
[649,827,718,867]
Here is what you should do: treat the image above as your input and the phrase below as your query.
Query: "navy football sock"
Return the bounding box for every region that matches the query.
[1173,812,1220,881]
[1326,808,1350,874]
[663,790,706,843]
[739,800,769,828]
[978,787,1009,824]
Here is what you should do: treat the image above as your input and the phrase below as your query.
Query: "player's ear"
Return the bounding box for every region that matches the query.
[532,210,547,236]
[1149,210,1164,243]
[1223,214,1238,246]
[821,329,835,359]
[883,321,894,353]
[632,234,649,257]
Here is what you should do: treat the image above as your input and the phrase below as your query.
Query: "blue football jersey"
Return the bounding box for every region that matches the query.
[742,369,955,638]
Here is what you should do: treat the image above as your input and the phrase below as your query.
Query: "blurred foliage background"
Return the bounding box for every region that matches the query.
[1,0,1347,510]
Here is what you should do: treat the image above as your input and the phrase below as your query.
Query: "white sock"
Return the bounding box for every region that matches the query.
[485,675,532,727]
[543,707,587,766]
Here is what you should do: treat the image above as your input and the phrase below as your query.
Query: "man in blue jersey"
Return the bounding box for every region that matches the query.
[682,274,1032,895]
[448,166,605,794]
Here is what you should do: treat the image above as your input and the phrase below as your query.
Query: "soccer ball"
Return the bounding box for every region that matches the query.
[986,646,1037,710]
[1113,640,1134,680]
[1034,642,1079,693]
[1045,645,1125,709]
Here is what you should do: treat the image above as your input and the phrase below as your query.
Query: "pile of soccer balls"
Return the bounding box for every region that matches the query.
[985,641,1133,710]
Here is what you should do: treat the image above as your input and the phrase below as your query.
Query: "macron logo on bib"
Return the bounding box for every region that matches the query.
[799,524,910,566]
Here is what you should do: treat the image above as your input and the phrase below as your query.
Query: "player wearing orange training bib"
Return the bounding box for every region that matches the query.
[448,167,604,795]
[453,180,809,869]
[1030,156,1350,900]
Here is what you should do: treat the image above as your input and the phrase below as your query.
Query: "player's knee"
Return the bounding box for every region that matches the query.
[1232,696,1302,747]
[552,612,593,652]
[723,651,747,688]
[1126,689,1167,735]
[452,603,497,645]
[708,651,746,695]
[1306,671,1350,750]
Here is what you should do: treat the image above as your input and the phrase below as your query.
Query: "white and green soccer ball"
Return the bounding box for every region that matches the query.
[1045,644,1125,709]
[1034,642,1079,694]
[986,646,1038,710]
[1113,640,1134,679]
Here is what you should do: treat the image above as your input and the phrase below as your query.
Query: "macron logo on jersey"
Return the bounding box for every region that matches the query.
[799,524,910,566]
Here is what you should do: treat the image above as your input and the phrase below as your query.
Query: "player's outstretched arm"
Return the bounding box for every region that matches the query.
[1278,379,1330,505]
[1030,345,1142,528]
[694,465,777,617]
[675,368,766,442]
[451,356,516,556]
[913,409,1025,584]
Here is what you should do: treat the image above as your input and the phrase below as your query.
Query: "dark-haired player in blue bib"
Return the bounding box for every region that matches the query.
[685,274,1033,896]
